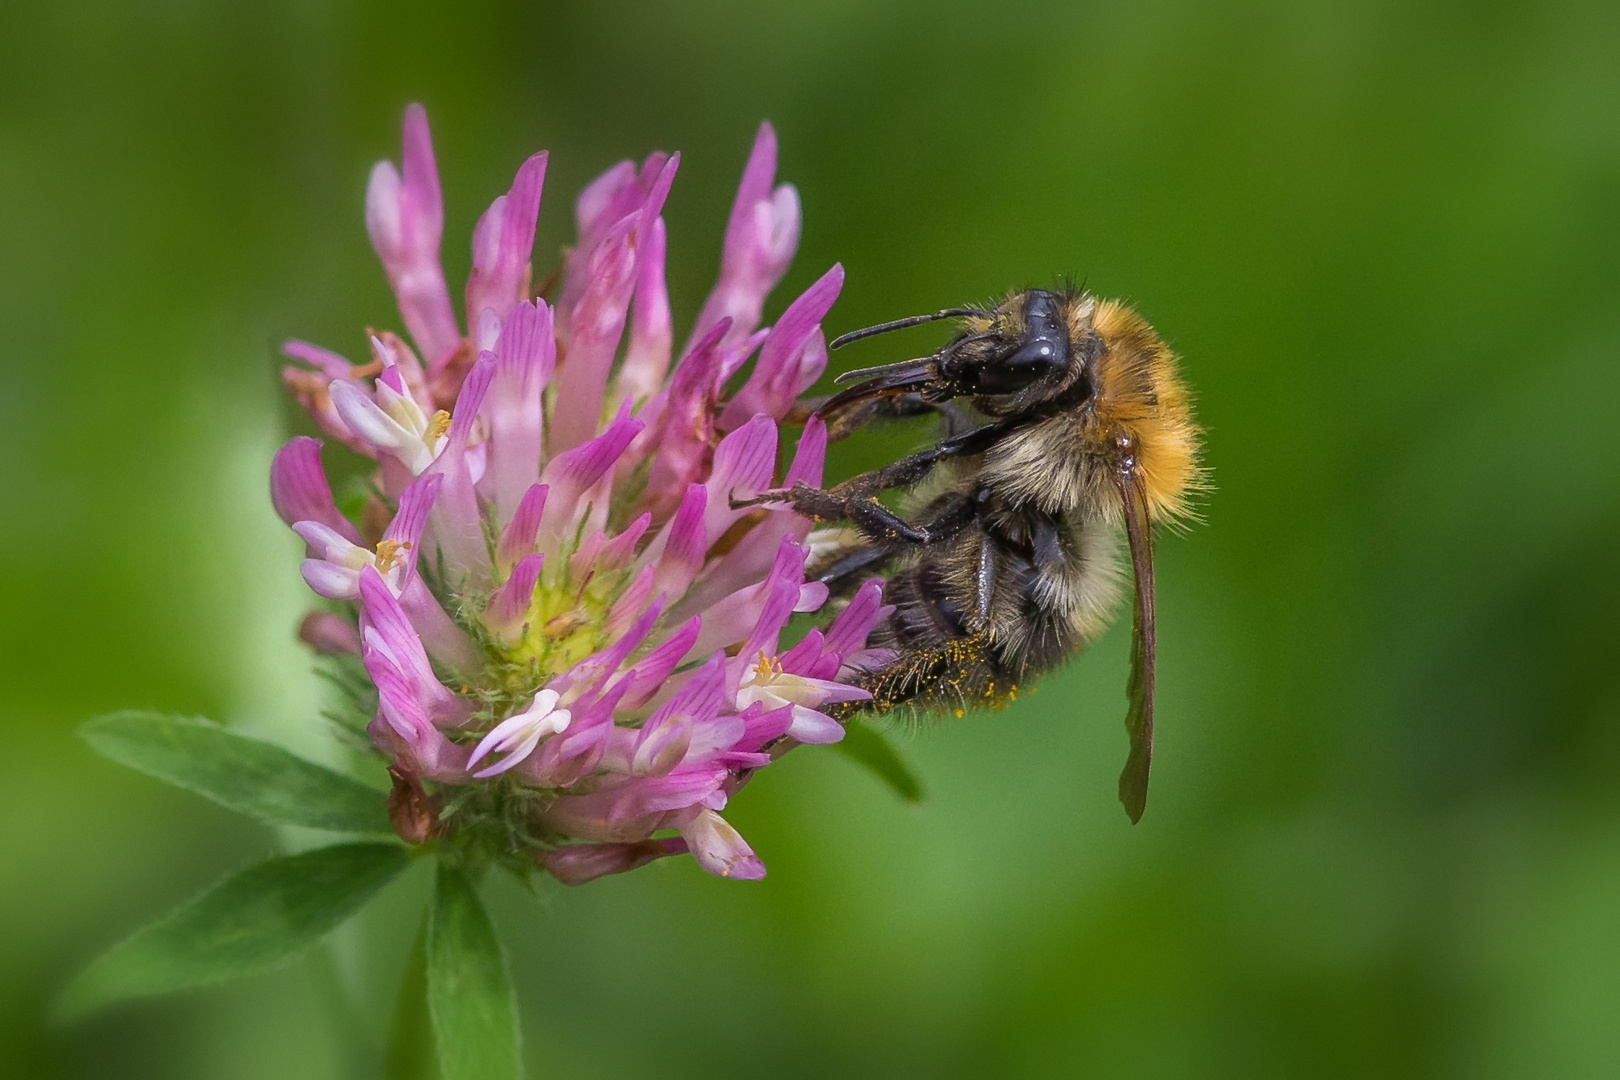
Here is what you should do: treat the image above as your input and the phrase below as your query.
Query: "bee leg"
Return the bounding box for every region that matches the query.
[814,543,894,587]
[975,530,997,624]
[814,489,982,588]
[767,482,936,545]
[732,418,1016,542]
[788,392,975,442]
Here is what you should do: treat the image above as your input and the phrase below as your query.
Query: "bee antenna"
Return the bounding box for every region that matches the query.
[832,357,930,385]
[829,308,984,350]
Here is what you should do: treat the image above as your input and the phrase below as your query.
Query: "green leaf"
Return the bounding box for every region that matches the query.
[61,842,409,1017]
[385,917,439,1080]
[428,865,521,1080]
[81,710,391,834]
[835,720,925,802]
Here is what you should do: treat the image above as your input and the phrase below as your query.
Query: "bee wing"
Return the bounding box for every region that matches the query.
[1115,466,1157,824]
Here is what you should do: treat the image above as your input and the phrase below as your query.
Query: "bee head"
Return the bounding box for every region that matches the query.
[941,289,1096,416]
[819,288,1097,421]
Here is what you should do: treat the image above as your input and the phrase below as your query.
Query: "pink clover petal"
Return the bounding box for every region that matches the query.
[687,536,806,659]
[679,809,766,881]
[482,302,555,517]
[702,414,777,543]
[644,320,729,507]
[784,416,828,488]
[527,708,616,789]
[467,688,571,777]
[610,615,702,709]
[382,471,443,583]
[366,713,470,784]
[282,339,353,380]
[366,106,460,367]
[788,705,848,745]
[679,714,749,767]
[357,567,472,713]
[644,484,707,601]
[544,839,688,886]
[418,354,495,579]
[300,558,361,600]
[616,215,671,404]
[496,483,548,570]
[535,400,643,548]
[630,716,693,778]
[299,611,361,656]
[688,123,799,352]
[598,513,651,570]
[483,553,543,643]
[719,263,843,428]
[465,151,547,327]
[823,577,889,659]
[549,213,642,453]
[396,577,482,676]
[604,565,657,638]
[271,438,363,543]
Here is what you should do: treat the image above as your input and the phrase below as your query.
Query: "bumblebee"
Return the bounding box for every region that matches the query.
[738,287,1203,821]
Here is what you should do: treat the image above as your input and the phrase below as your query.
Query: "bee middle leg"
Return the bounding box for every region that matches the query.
[734,420,1011,545]
[751,470,983,549]
[811,488,984,592]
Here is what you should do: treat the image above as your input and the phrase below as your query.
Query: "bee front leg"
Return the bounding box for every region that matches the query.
[786,392,976,442]
[759,482,936,545]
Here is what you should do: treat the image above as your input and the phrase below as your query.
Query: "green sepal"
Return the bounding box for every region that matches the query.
[81,710,390,834]
[835,720,925,802]
[60,842,409,1018]
[427,864,522,1080]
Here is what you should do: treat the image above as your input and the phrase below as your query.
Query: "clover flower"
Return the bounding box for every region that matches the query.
[270,105,891,883]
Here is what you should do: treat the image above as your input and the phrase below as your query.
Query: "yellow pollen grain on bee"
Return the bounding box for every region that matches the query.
[427,409,453,442]
[373,539,411,573]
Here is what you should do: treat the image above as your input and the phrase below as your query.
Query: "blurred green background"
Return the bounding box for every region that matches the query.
[4,0,1618,1076]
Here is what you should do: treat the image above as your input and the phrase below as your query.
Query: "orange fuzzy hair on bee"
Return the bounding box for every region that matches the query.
[971,290,1204,533]
[1082,297,1206,527]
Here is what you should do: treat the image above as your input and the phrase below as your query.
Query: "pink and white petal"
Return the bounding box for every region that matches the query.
[300,559,361,600]
[610,615,702,709]
[535,401,643,549]
[719,263,843,428]
[465,151,547,326]
[549,212,641,454]
[483,553,543,642]
[368,105,460,367]
[481,301,555,516]
[615,215,671,405]
[786,705,847,745]
[598,513,651,570]
[543,838,688,886]
[678,809,766,881]
[298,611,360,656]
[496,483,548,570]
[419,354,494,580]
[823,577,891,660]
[282,339,354,380]
[702,414,777,543]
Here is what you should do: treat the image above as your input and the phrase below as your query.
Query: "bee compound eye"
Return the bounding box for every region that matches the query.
[974,337,1066,394]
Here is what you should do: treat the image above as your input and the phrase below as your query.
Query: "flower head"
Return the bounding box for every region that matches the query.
[273,106,882,884]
